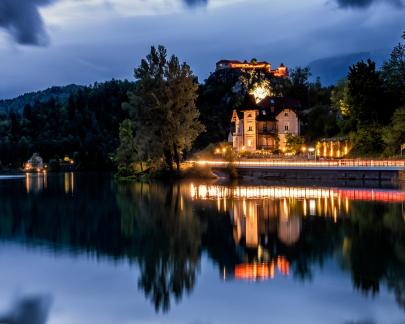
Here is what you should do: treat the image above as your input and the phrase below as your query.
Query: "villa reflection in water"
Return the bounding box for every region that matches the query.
[190,183,405,281]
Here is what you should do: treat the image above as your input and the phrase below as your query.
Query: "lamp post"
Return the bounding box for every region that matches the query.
[301,146,307,159]
[308,147,316,160]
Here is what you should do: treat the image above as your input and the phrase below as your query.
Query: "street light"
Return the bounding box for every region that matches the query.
[308,147,316,160]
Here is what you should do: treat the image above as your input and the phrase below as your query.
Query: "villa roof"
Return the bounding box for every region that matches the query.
[239,94,260,111]
[233,95,301,122]
[259,97,301,112]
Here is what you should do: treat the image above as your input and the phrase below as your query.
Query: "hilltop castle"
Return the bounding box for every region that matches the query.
[216,59,288,77]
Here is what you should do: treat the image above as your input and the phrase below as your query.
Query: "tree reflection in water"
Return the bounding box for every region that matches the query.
[116,182,202,311]
[0,174,404,312]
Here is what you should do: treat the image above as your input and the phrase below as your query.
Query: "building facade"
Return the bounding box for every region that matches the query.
[230,95,301,152]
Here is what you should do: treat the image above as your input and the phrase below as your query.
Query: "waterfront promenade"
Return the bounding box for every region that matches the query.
[190,159,405,182]
[192,159,405,170]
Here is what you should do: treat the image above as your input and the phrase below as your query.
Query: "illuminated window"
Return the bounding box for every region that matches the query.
[262,110,266,115]
[247,139,252,146]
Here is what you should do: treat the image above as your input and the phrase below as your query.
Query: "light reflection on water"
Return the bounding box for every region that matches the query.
[0,173,404,323]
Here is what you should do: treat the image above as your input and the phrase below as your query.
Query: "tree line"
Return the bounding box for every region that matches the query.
[331,33,405,155]
[0,31,403,171]
[0,80,132,169]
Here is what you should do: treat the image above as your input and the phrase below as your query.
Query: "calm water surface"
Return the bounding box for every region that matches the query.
[0,173,404,324]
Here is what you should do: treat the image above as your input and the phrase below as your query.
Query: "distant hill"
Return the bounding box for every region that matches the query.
[307,49,390,86]
[0,84,84,114]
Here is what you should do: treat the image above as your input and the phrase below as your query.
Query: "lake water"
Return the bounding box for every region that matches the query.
[0,173,404,324]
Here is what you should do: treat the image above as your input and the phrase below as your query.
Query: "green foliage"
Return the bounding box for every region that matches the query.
[115,119,138,176]
[301,105,339,142]
[284,67,332,110]
[0,80,133,169]
[331,78,350,117]
[285,67,311,107]
[347,59,389,126]
[381,41,405,105]
[382,106,405,156]
[350,125,384,156]
[333,33,404,156]
[0,84,83,114]
[123,45,205,172]
[285,134,305,154]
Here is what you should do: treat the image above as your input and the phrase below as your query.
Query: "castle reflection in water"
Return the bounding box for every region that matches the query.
[189,184,405,281]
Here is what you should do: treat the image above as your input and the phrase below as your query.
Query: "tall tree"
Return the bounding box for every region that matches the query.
[123,45,205,172]
[347,59,387,126]
[382,106,405,156]
[115,119,138,175]
[381,36,405,105]
[285,66,311,108]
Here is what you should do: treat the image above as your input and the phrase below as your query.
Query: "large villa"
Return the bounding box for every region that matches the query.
[220,59,301,152]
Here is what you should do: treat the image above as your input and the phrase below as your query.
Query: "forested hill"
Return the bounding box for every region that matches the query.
[0,84,84,113]
[0,80,135,169]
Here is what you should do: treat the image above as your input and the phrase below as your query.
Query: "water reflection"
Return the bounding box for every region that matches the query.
[25,173,47,193]
[0,173,404,316]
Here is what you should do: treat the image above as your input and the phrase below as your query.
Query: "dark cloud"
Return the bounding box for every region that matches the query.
[336,0,404,8]
[0,0,56,46]
[183,0,209,7]
[0,295,53,324]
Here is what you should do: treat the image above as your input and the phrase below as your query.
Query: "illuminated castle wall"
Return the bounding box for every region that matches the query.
[216,60,288,78]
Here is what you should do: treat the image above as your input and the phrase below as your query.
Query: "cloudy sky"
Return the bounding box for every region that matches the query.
[0,0,404,99]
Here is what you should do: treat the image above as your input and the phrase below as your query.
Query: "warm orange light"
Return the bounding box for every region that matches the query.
[189,184,405,203]
[235,262,275,280]
[277,256,290,276]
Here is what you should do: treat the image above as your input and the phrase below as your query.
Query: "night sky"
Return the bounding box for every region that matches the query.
[0,0,404,98]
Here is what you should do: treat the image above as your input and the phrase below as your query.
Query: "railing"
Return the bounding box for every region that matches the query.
[189,159,405,169]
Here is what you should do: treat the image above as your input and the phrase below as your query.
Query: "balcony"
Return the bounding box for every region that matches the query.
[257,129,276,135]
